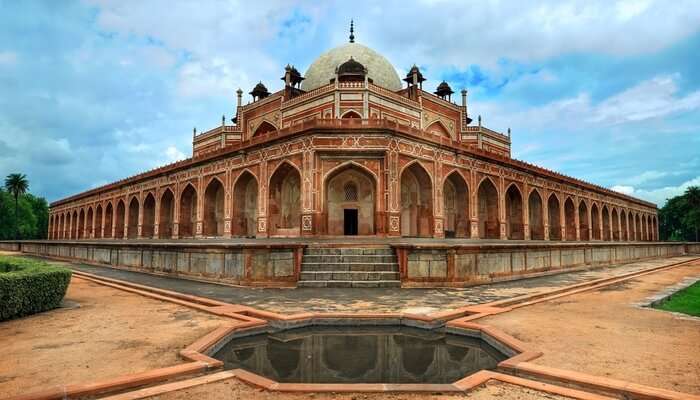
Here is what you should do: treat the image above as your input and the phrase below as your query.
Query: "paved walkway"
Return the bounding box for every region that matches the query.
[52,256,698,314]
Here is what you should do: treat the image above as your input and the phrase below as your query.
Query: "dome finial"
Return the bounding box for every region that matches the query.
[349,19,355,43]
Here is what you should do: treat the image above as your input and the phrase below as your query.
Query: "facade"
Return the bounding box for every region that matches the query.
[47,33,658,243]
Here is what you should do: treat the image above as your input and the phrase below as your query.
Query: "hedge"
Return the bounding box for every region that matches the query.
[0,256,71,321]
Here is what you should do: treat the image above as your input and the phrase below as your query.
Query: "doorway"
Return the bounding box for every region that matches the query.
[344,209,358,235]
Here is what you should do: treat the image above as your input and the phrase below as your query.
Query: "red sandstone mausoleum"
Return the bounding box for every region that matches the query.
[47,28,659,244]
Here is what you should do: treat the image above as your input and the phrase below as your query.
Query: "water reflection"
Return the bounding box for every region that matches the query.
[213,326,506,384]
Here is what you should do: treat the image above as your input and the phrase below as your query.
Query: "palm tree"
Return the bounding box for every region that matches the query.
[5,173,29,239]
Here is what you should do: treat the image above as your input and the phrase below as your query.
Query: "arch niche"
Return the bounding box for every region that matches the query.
[127,197,139,239]
[325,164,376,236]
[591,203,601,240]
[564,198,576,241]
[203,178,225,237]
[179,184,197,238]
[477,178,499,239]
[505,184,523,240]
[612,208,620,241]
[115,201,125,238]
[528,190,545,240]
[105,203,114,238]
[341,110,362,119]
[95,205,103,239]
[77,209,85,239]
[232,171,259,237]
[142,193,156,238]
[159,189,175,239]
[578,201,589,241]
[602,205,611,241]
[400,162,433,237]
[635,214,642,241]
[268,162,301,237]
[426,121,452,139]
[547,194,561,241]
[86,207,94,238]
[253,121,277,137]
[443,171,469,238]
[620,210,628,241]
[628,212,635,241]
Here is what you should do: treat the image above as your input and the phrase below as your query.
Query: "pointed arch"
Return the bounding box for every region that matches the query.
[141,193,156,238]
[341,110,362,119]
[547,193,561,241]
[477,176,499,239]
[78,209,85,239]
[127,196,139,239]
[611,208,620,241]
[564,197,576,241]
[104,202,114,238]
[179,183,198,238]
[443,171,470,238]
[94,204,103,239]
[505,183,523,240]
[528,188,545,240]
[578,200,589,241]
[253,120,277,137]
[425,120,452,139]
[159,188,175,239]
[269,161,301,236]
[628,211,635,241]
[635,213,642,241]
[86,206,94,239]
[232,171,259,237]
[591,203,601,240]
[620,209,628,241]
[400,161,434,237]
[602,205,611,241]
[115,200,125,238]
[203,177,226,237]
[325,163,376,235]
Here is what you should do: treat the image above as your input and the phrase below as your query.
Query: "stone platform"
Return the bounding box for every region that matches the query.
[2,238,698,288]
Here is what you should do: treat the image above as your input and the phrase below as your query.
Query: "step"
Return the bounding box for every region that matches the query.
[303,247,395,256]
[300,263,398,272]
[297,280,401,288]
[300,271,400,281]
[302,254,397,263]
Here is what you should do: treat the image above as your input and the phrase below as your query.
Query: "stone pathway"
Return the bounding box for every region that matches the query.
[48,256,698,314]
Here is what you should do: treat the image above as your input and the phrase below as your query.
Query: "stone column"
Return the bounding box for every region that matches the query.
[387,147,401,237]
[99,205,105,239]
[574,196,581,241]
[137,194,144,239]
[172,186,180,239]
[90,207,96,239]
[195,178,203,238]
[559,196,566,241]
[301,148,315,237]
[257,159,268,238]
[499,176,507,240]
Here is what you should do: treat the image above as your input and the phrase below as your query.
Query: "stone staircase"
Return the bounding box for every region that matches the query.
[297,246,401,288]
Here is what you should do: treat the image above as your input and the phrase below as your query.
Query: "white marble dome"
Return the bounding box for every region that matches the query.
[301,43,402,91]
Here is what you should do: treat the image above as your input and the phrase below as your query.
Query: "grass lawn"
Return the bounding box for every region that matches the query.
[655,281,700,317]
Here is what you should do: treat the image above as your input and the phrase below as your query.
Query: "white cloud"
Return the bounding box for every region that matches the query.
[610,176,700,206]
[164,146,186,162]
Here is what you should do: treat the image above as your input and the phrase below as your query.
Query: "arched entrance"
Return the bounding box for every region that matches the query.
[628,212,635,241]
[232,172,259,237]
[635,214,641,241]
[105,203,114,238]
[578,201,589,240]
[505,184,523,240]
[400,162,433,237]
[127,197,139,239]
[602,206,610,241]
[142,193,156,238]
[203,178,225,237]
[269,163,301,237]
[326,164,375,236]
[86,207,93,238]
[179,184,197,238]
[443,172,469,238]
[115,201,125,238]
[548,194,561,241]
[477,178,499,239]
[78,209,85,239]
[612,209,620,241]
[564,198,576,241]
[529,190,544,240]
[159,189,175,238]
[95,205,103,239]
[620,210,628,241]
[591,203,601,240]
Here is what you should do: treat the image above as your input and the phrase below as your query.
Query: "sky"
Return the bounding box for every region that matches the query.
[0,0,699,207]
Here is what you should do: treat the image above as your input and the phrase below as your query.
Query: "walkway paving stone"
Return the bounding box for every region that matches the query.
[54,256,697,314]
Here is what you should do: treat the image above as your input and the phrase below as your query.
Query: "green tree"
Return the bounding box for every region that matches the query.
[4,173,29,239]
[659,186,700,241]
[684,186,700,241]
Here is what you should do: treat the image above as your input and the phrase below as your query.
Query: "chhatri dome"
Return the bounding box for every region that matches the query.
[301,21,402,91]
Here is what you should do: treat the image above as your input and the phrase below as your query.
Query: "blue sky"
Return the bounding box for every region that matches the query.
[1,0,699,207]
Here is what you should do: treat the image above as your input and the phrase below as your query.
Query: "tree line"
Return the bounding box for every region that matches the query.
[0,174,49,240]
[659,186,700,241]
